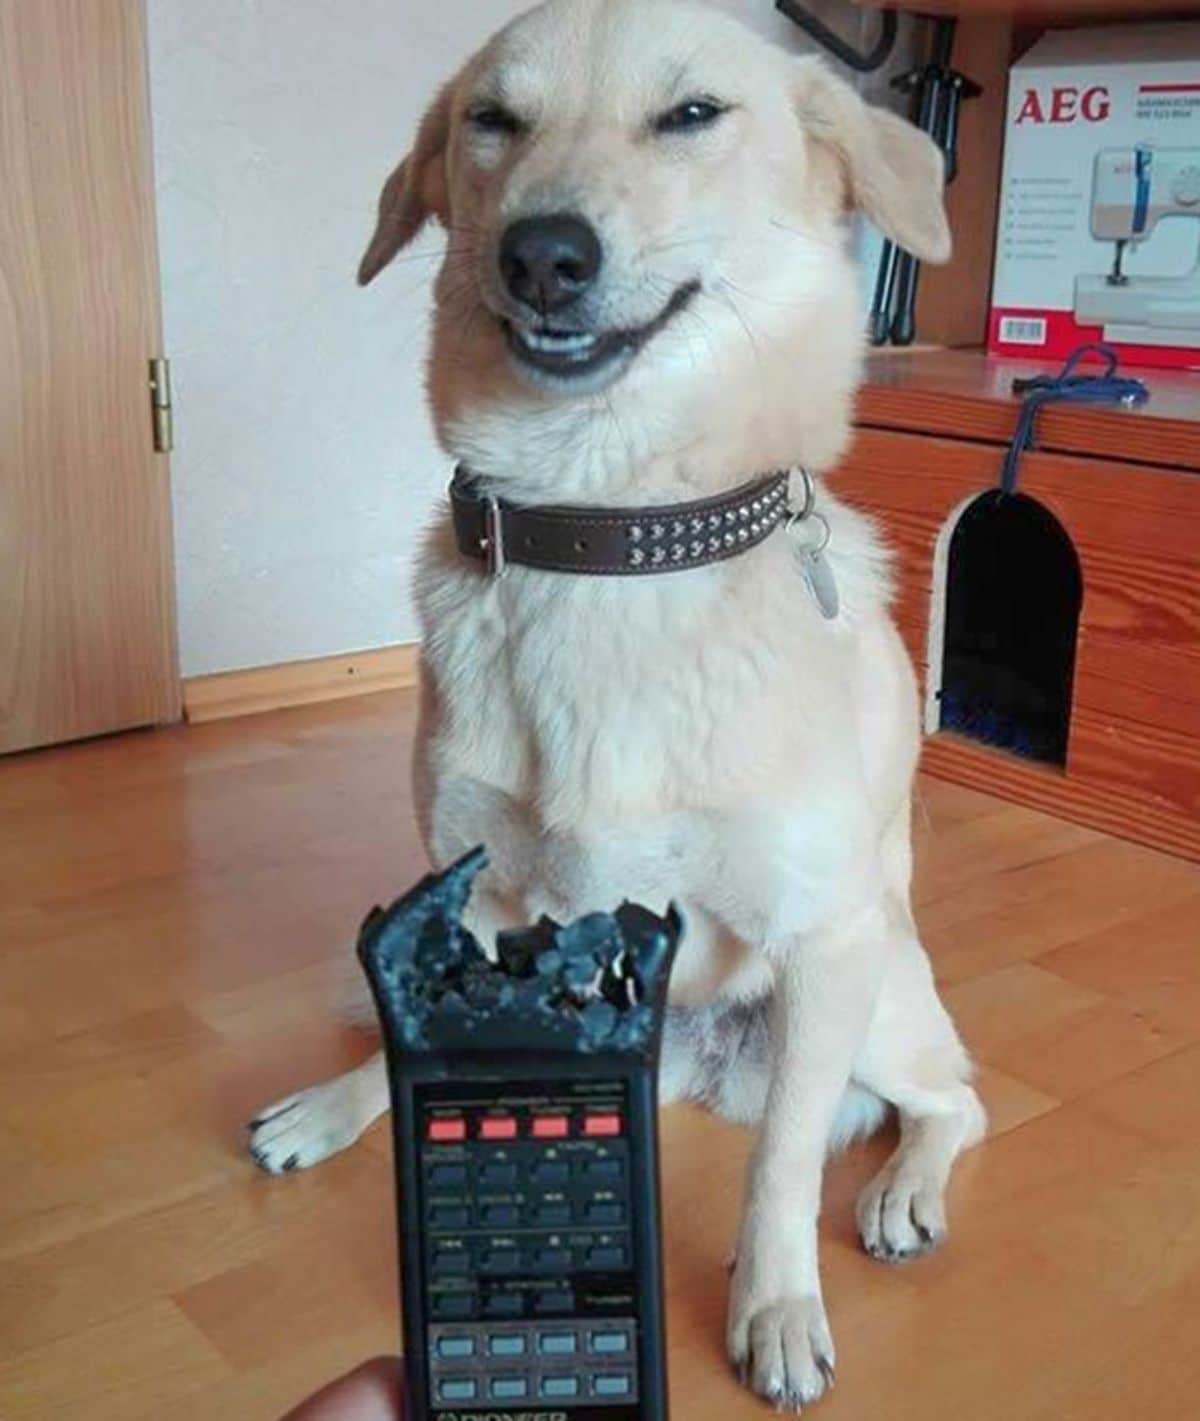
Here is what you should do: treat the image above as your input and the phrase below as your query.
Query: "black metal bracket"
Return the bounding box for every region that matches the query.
[775,1,898,73]
[868,16,982,347]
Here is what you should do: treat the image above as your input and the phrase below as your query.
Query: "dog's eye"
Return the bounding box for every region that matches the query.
[653,98,728,135]
[467,103,524,136]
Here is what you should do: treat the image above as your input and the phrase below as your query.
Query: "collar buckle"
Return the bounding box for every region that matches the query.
[482,496,507,578]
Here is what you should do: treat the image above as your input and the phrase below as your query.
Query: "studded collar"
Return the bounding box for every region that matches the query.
[449,466,791,577]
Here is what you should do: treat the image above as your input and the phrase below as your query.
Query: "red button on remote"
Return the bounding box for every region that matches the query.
[583,1113,622,1138]
[531,1115,569,1140]
[478,1116,518,1141]
[428,1117,466,1143]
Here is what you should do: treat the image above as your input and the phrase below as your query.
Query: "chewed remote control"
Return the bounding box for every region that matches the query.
[357,848,680,1421]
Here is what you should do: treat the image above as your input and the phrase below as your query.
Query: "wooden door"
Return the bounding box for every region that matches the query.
[0,0,179,754]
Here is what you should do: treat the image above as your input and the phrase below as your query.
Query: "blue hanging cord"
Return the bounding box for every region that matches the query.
[1000,344,1150,495]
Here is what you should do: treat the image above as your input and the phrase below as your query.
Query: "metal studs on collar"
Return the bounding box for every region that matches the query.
[612,472,793,569]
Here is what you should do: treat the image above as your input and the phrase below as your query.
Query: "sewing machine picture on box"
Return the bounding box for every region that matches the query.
[1075,146,1200,348]
[988,22,1200,372]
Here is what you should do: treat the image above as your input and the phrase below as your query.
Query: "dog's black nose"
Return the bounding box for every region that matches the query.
[499,214,602,314]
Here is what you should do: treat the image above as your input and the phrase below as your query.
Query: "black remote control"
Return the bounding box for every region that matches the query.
[358,848,680,1421]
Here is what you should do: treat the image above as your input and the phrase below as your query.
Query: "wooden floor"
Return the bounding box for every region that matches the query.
[2,691,1198,1420]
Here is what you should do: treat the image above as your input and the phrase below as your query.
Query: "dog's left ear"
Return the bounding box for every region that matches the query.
[793,58,951,264]
[358,81,454,286]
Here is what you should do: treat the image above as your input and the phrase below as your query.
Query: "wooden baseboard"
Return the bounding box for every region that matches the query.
[183,644,420,724]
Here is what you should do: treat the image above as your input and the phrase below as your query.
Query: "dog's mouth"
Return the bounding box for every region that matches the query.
[502,280,700,386]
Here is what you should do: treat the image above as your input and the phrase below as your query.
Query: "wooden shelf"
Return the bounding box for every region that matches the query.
[834,5,1200,861]
[854,1,1200,16]
[839,347,1200,861]
[857,349,1200,472]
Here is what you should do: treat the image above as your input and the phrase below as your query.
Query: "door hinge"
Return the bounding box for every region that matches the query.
[149,357,173,453]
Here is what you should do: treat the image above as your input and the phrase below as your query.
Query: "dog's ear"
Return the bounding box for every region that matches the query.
[792,58,951,264]
[358,81,455,286]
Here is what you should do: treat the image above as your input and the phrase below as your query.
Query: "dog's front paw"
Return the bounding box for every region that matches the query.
[727,1290,835,1412]
[856,1158,947,1262]
[247,1079,368,1175]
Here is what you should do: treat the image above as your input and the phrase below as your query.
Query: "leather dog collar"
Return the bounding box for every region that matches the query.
[449,466,791,577]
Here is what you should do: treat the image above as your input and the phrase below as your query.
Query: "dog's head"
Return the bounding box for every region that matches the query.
[360,0,949,486]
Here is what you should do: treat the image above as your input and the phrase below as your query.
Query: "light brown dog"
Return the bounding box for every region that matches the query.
[251,2,984,1408]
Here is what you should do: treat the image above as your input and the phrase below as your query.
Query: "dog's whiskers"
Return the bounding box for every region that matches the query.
[707,286,763,368]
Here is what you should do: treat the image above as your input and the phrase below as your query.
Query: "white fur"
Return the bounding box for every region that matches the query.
[250,2,983,1408]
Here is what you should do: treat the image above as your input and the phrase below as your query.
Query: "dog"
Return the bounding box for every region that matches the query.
[249,0,986,1407]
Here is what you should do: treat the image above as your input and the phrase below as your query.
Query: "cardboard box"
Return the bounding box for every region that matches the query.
[989,24,1200,371]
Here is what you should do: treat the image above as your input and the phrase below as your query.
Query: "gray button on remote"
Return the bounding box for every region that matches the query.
[488,1334,527,1357]
[542,1376,581,1399]
[430,1205,470,1229]
[587,1245,626,1270]
[585,1159,622,1183]
[594,1374,633,1397]
[432,1292,475,1319]
[591,1330,630,1354]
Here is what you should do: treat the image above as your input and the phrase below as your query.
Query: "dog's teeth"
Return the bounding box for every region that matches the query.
[517,328,599,356]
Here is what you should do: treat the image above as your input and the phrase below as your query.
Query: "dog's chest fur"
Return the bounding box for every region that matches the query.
[416,491,906,966]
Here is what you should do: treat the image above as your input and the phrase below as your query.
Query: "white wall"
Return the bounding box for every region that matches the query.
[149,1,900,676]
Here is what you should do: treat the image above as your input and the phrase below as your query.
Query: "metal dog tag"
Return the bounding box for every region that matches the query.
[786,506,840,620]
[798,545,840,620]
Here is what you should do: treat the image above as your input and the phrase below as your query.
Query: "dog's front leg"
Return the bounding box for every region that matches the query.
[727,905,884,1410]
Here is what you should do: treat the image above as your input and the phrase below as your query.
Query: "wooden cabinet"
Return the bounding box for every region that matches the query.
[831,351,1200,860]
[854,2,1200,15]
